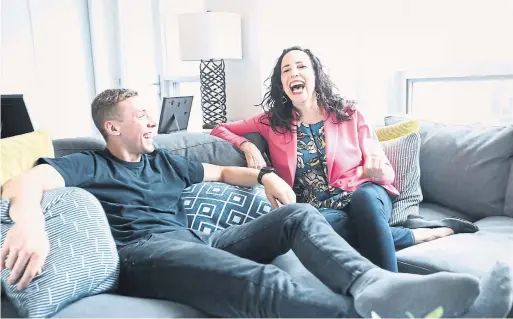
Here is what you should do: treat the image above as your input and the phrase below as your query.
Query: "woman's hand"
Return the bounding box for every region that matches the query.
[356,155,387,181]
[240,142,267,169]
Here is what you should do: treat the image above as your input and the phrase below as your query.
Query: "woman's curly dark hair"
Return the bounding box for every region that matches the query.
[257,46,356,135]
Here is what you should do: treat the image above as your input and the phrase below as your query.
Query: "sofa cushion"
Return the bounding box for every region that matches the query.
[505,162,513,217]
[397,214,513,277]
[1,296,19,318]
[417,202,477,222]
[154,132,268,167]
[385,116,513,220]
[52,132,268,167]
[381,132,423,226]
[52,137,106,158]
[53,294,208,318]
[183,182,272,234]
[0,188,119,318]
[1,130,54,185]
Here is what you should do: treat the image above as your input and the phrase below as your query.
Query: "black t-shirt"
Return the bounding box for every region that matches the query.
[37,149,204,246]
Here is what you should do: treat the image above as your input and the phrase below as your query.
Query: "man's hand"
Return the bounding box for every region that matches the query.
[202,164,295,208]
[0,164,64,290]
[261,173,296,208]
[240,142,267,170]
[0,216,49,290]
[356,155,387,181]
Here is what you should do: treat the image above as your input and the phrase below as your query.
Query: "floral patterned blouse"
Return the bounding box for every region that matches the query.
[293,121,353,209]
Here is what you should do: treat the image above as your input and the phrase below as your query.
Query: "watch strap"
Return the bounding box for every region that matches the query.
[257,167,275,185]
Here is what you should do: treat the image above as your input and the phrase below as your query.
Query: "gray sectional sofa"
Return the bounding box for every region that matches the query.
[1,116,512,318]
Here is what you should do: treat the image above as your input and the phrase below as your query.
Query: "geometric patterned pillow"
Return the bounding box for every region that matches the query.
[381,132,423,226]
[182,182,273,235]
[0,187,119,318]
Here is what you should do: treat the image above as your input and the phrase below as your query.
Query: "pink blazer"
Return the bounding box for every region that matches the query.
[211,110,399,195]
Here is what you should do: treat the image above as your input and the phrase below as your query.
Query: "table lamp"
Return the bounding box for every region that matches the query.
[178,12,242,129]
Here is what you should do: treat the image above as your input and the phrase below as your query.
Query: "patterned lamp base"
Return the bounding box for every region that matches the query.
[200,59,227,129]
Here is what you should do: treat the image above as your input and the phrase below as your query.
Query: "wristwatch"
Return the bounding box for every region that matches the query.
[257,167,276,185]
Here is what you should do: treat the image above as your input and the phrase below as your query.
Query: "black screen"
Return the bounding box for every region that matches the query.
[1,94,35,138]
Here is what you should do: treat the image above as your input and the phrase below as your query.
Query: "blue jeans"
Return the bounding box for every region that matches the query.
[117,203,378,317]
[320,183,415,272]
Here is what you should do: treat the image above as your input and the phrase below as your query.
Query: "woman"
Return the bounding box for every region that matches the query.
[211,46,477,271]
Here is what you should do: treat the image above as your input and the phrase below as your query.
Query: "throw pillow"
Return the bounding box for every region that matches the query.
[0,187,119,318]
[1,130,54,185]
[381,132,423,226]
[182,182,272,234]
[375,119,419,142]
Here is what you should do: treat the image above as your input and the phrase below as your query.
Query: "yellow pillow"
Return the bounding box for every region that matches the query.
[375,119,420,142]
[1,130,54,186]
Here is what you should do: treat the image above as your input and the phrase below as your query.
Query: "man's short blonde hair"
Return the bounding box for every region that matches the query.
[91,89,138,139]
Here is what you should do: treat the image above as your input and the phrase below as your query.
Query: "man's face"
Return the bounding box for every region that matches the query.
[113,96,157,154]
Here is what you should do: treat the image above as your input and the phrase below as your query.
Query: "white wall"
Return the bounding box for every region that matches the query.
[205,0,513,123]
[1,0,96,138]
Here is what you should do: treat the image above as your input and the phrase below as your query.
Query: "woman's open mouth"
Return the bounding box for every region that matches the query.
[290,81,305,95]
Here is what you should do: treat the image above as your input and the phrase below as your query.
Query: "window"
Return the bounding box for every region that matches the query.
[399,66,513,125]
[116,0,162,110]
[2,0,96,138]
[408,77,513,125]
[178,81,202,132]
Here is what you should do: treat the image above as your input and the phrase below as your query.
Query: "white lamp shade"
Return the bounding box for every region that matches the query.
[178,12,242,61]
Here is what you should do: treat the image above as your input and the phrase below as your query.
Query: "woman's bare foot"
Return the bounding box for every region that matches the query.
[412,227,454,244]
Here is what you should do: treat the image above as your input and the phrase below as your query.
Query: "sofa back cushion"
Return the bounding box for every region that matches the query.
[385,116,513,219]
[505,162,513,217]
[53,132,268,168]
[154,132,247,166]
[53,137,106,157]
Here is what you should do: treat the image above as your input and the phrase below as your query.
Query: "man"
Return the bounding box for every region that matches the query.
[1,89,511,318]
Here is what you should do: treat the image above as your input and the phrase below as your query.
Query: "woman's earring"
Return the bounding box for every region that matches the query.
[316,92,321,100]
[282,95,288,104]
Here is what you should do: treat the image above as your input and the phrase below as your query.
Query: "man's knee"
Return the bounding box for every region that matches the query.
[277,203,323,222]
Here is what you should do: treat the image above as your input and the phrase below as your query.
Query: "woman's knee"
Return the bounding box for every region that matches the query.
[320,209,356,243]
[320,209,350,227]
[352,183,381,200]
[351,184,391,220]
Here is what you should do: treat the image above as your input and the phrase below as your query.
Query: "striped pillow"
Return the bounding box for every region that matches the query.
[0,187,119,318]
[381,132,423,225]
